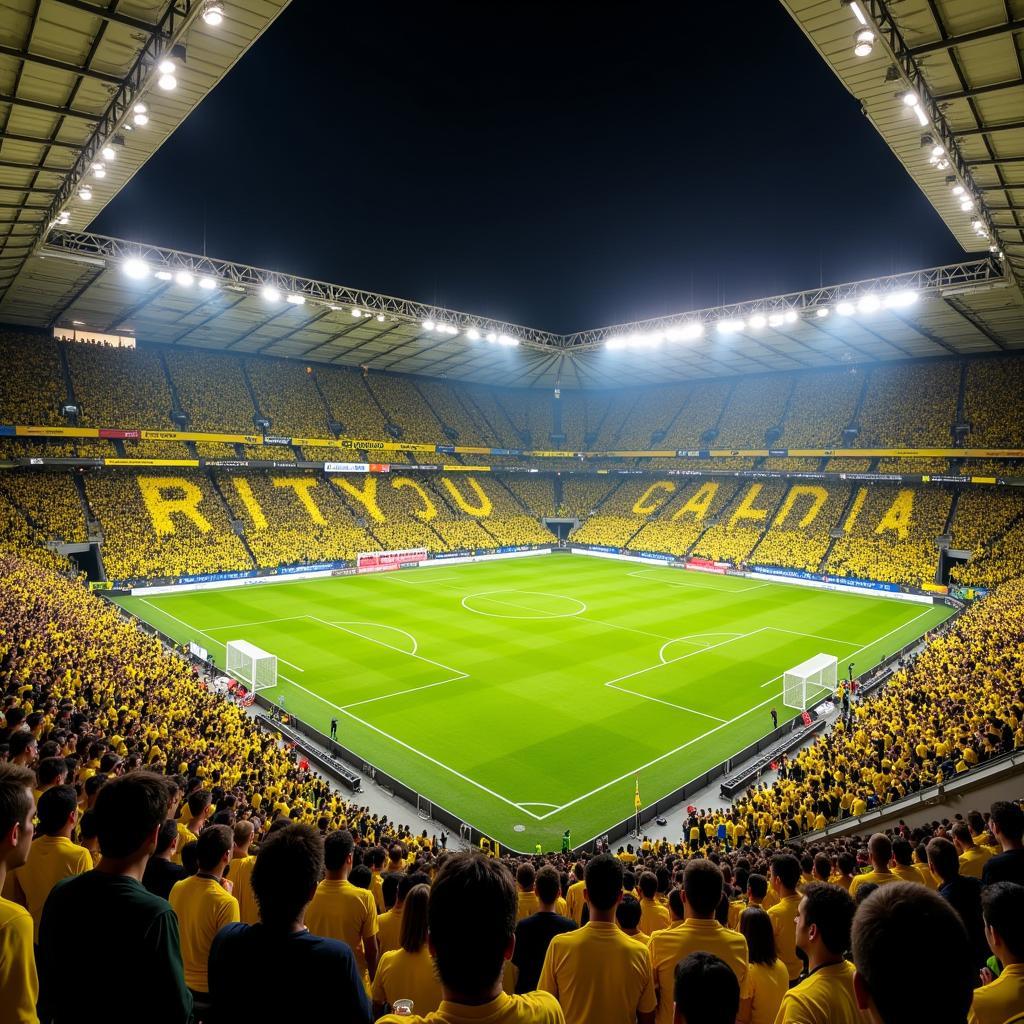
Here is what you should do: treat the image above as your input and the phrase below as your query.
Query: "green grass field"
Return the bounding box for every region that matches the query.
[116,554,952,851]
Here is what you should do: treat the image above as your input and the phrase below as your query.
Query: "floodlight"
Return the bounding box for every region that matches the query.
[931,144,944,158]
[158,73,177,91]
[198,275,217,290]
[422,320,435,331]
[261,285,280,302]
[836,301,855,316]
[960,198,974,211]
[78,186,92,200]
[133,111,149,126]
[123,258,150,279]
[857,294,881,313]
[749,314,767,329]
[351,307,362,317]
[913,105,929,127]
[154,270,173,281]
[848,1,868,26]
[486,332,497,342]
[853,29,874,57]
[101,145,116,161]
[768,313,785,327]
[783,309,798,323]
[175,270,194,287]
[285,292,305,304]
[466,327,481,340]
[93,166,106,179]
[952,185,965,196]
[716,319,745,334]
[133,103,147,114]
[901,91,919,107]
[883,290,918,308]
[498,335,519,346]
[816,307,830,318]
[202,2,224,25]
[57,211,70,225]
[376,313,385,322]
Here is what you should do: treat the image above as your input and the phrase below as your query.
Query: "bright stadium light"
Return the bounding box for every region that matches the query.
[486,331,497,342]
[174,270,194,287]
[913,105,929,127]
[376,313,385,322]
[853,29,874,57]
[57,211,70,225]
[768,313,785,328]
[666,323,703,342]
[440,324,458,335]
[158,59,177,90]
[92,164,106,179]
[836,301,855,316]
[849,1,868,25]
[816,307,830,318]
[606,336,625,350]
[901,91,919,107]
[857,293,881,313]
[716,319,745,334]
[748,314,767,329]
[78,186,92,200]
[951,184,965,196]
[351,307,362,317]
[101,145,116,161]
[154,270,173,281]
[133,103,149,126]
[123,258,150,279]
[199,275,217,290]
[466,327,481,340]
[498,334,518,346]
[784,309,798,323]
[883,289,918,308]
[960,198,974,211]
[285,292,305,304]
[261,285,280,302]
[422,319,435,331]
[202,2,224,25]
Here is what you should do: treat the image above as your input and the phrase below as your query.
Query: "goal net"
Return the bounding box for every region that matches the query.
[782,653,837,711]
[225,640,278,694]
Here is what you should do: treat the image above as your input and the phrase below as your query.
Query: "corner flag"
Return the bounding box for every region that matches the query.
[634,776,642,811]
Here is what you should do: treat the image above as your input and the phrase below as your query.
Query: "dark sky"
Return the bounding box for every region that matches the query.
[92,2,967,334]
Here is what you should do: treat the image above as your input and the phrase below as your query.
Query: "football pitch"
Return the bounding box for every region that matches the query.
[116,554,953,850]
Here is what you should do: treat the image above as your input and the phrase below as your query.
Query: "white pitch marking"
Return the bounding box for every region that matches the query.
[204,616,308,632]
[765,626,864,647]
[460,590,587,620]
[340,674,467,710]
[380,573,459,586]
[139,599,306,672]
[658,632,745,663]
[329,620,419,656]
[605,683,727,722]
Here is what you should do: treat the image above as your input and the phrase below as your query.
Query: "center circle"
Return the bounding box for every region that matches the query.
[461,590,587,620]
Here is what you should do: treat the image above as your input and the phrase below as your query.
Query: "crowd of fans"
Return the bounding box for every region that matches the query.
[0,472,87,545]
[857,361,960,448]
[964,357,1024,448]
[67,342,174,429]
[1,549,1022,1024]
[0,332,64,426]
[243,358,331,438]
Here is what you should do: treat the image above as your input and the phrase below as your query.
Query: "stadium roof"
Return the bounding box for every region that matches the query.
[0,0,290,304]
[3,229,1019,389]
[780,0,1024,290]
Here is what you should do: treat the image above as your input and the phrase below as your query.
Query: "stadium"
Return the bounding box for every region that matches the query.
[0,2,1022,1023]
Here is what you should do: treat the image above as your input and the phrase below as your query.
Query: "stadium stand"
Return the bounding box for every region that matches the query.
[625,479,742,558]
[165,349,256,434]
[315,365,390,438]
[690,481,790,565]
[827,485,952,588]
[857,360,959,447]
[0,471,87,544]
[0,331,64,426]
[747,482,852,573]
[244,358,331,438]
[778,369,864,447]
[964,357,1024,447]
[66,342,173,429]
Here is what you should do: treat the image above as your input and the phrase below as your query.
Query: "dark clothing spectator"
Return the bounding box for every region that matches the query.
[209,922,371,1022]
[982,848,1024,888]
[142,855,188,901]
[39,871,192,1024]
[512,910,577,993]
[937,875,989,968]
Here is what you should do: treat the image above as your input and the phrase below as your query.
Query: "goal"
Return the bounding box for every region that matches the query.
[225,640,278,694]
[782,653,837,711]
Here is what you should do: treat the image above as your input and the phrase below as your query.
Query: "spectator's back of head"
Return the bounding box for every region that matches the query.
[584,853,623,912]
[868,833,892,867]
[639,870,658,900]
[323,829,355,872]
[196,823,232,872]
[535,864,560,906]
[673,952,740,1024]
[981,882,1024,960]
[251,823,323,929]
[36,756,67,787]
[770,853,800,892]
[990,802,1024,845]
[852,882,974,1024]
[36,784,76,835]
[428,852,516,997]
[926,836,959,882]
[516,861,535,891]
[683,859,723,917]
[747,873,768,901]
[799,883,855,957]
[738,906,777,966]
[616,894,642,932]
[891,839,913,867]
[0,762,34,861]
[155,818,179,856]
[93,772,169,860]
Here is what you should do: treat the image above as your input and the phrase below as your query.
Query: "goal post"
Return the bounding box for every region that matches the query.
[782,653,837,711]
[225,640,278,694]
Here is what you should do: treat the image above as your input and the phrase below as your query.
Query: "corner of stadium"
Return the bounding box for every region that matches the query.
[1,2,1023,1020]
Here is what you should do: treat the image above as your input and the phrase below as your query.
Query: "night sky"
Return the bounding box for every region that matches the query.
[92,2,968,334]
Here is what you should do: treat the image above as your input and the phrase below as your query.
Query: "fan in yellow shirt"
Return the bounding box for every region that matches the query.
[372,883,442,1017]
[969,883,1024,1024]
[8,785,91,942]
[0,763,39,1024]
[766,854,804,982]
[516,863,540,921]
[638,872,669,936]
[168,824,239,997]
[848,835,900,900]
[737,907,789,1024]
[649,861,750,1024]
[306,830,379,989]
[379,871,431,957]
[775,883,859,1024]
[377,852,562,1024]
[565,866,586,924]
[539,853,655,1024]
[954,824,994,880]
[227,821,258,925]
